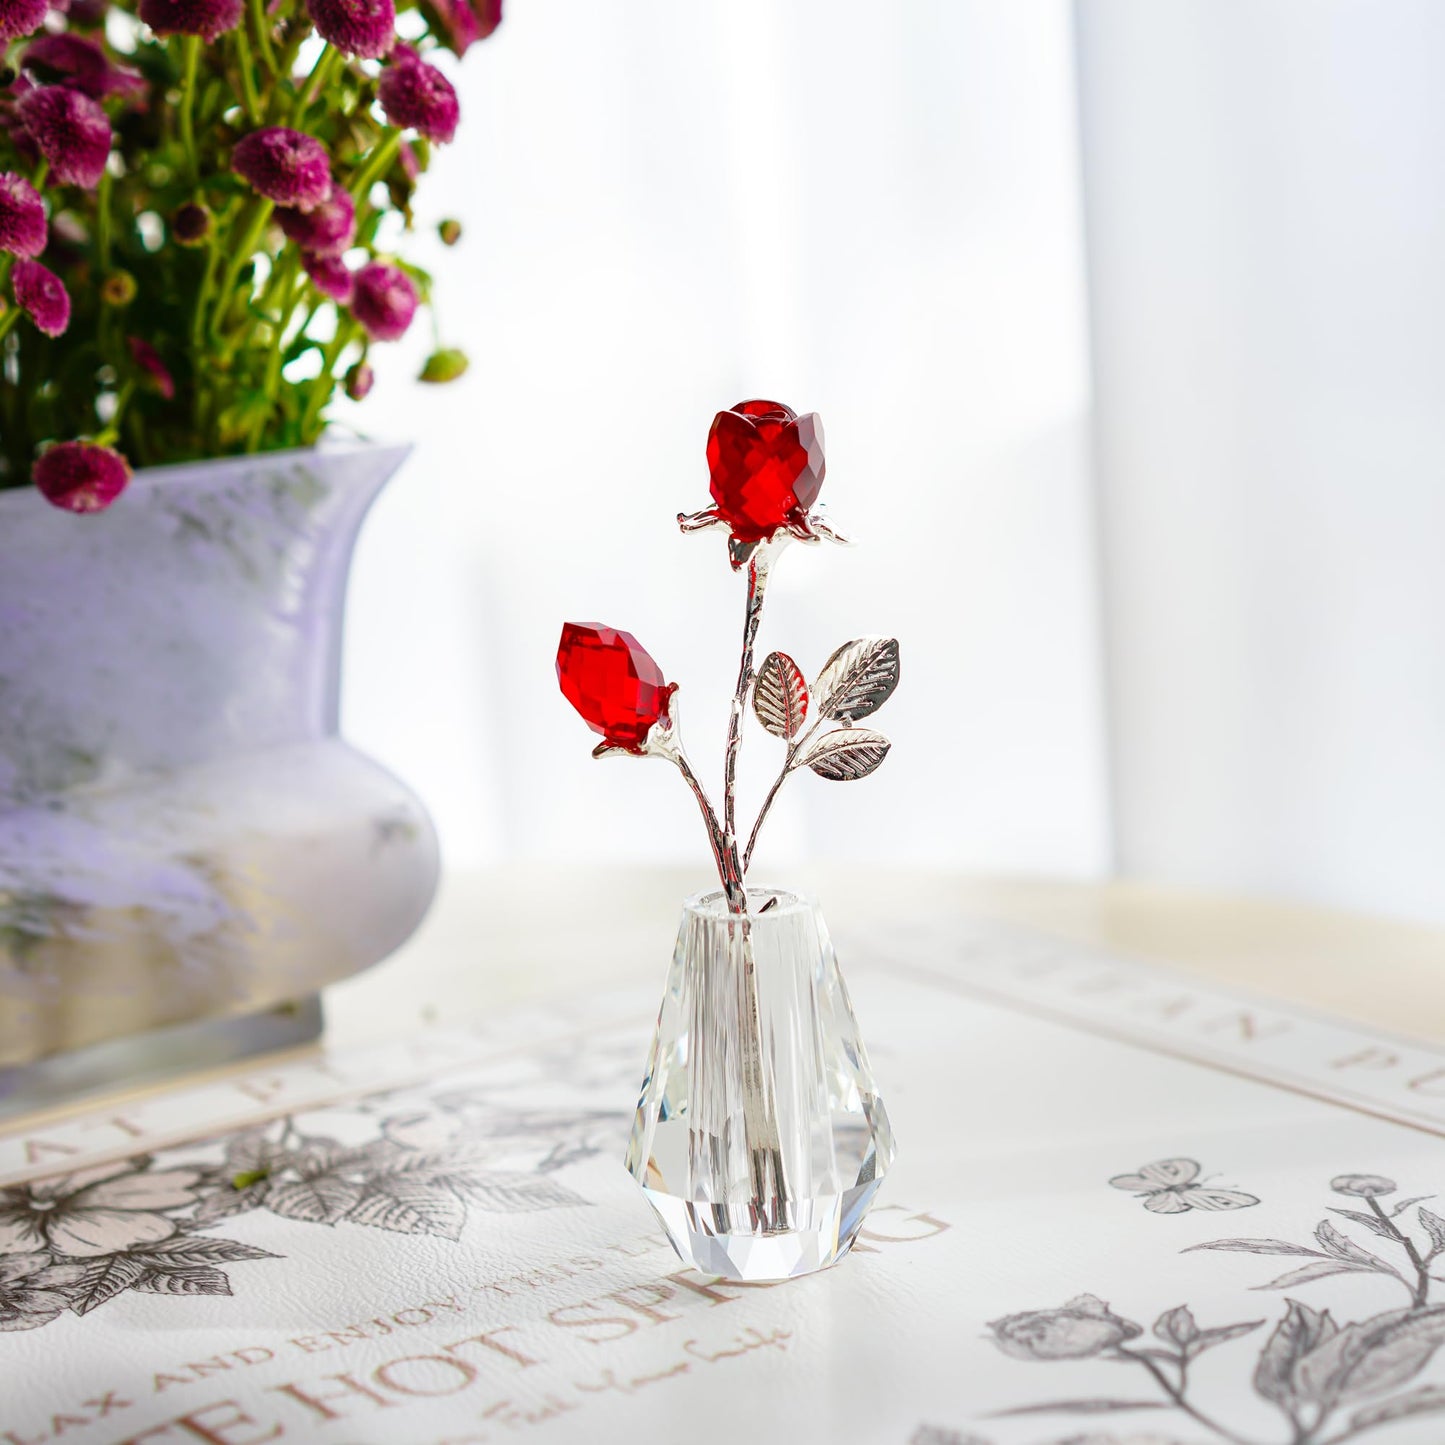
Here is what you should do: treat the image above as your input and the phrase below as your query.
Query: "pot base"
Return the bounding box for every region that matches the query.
[0,995,322,1121]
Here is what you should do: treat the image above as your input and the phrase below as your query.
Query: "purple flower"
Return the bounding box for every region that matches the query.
[232,128,333,211]
[127,336,175,399]
[12,259,70,336]
[52,0,107,25]
[0,173,46,258]
[351,260,417,341]
[32,441,131,512]
[16,85,112,188]
[0,0,46,43]
[277,185,355,255]
[302,250,353,302]
[422,0,499,56]
[138,0,242,41]
[379,56,459,144]
[22,33,146,99]
[305,0,394,59]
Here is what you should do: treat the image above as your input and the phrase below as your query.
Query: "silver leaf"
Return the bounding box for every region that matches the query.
[798,728,891,782]
[753,651,809,739]
[812,637,900,722]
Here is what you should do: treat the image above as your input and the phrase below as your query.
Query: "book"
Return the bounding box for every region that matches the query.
[2,917,1443,1445]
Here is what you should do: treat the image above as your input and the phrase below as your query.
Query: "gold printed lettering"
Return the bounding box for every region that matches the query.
[605,1281,680,1325]
[21,1138,80,1165]
[442,1328,540,1369]
[857,1206,952,1243]
[1201,1011,1290,1042]
[665,1270,787,1305]
[172,1401,283,1445]
[1331,1047,1400,1071]
[185,1358,233,1379]
[546,1301,639,1345]
[1408,1067,1445,1097]
[271,1374,394,1421]
[83,1392,132,1416]
[99,1115,148,1139]
[372,1355,477,1397]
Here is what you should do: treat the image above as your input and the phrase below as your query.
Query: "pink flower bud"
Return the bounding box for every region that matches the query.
[277,185,355,255]
[306,0,395,59]
[0,172,46,258]
[12,258,70,336]
[171,201,213,246]
[351,260,417,341]
[33,441,131,512]
[421,0,499,56]
[17,85,112,188]
[344,360,374,400]
[378,56,459,144]
[302,250,354,302]
[127,336,175,400]
[231,127,333,211]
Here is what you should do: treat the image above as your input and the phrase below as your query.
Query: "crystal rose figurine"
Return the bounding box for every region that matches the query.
[555,401,898,1283]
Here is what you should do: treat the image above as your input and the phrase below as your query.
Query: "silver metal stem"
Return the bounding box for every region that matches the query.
[638,712,737,903]
[722,552,769,913]
[734,919,787,1228]
[742,712,825,873]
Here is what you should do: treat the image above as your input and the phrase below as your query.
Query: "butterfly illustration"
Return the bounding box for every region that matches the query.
[1109,1158,1259,1213]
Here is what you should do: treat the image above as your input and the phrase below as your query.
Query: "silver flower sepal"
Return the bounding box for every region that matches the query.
[677,504,853,572]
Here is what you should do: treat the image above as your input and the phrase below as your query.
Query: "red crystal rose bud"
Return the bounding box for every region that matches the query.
[705,399,825,544]
[557,622,676,754]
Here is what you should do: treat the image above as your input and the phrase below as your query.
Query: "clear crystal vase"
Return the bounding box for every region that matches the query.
[626,888,895,1281]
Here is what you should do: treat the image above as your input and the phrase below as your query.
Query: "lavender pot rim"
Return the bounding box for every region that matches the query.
[0,437,413,512]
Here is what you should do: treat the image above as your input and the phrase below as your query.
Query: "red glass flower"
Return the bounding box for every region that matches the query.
[557,622,675,754]
[679,399,845,567]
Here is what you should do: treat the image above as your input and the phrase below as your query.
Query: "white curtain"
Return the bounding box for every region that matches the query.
[1078,0,1445,926]
[341,0,1445,929]
[342,1,1109,883]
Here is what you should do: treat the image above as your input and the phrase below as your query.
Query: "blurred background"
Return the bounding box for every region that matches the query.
[339,0,1445,929]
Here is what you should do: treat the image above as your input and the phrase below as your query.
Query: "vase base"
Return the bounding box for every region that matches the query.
[641,1175,884,1282]
[0,995,323,1121]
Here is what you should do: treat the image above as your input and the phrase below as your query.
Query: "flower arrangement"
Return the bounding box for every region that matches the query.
[555,399,902,914]
[0,0,499,510]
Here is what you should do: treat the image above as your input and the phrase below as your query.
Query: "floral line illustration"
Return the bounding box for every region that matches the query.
[0,1086,610,1332]
[983,1172,1445,1445]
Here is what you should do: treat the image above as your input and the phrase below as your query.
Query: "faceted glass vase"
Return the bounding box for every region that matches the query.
[626,888,895,1282]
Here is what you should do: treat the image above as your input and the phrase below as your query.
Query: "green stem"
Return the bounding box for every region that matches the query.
[0,307,19,346]
[179,36,201,182]
[209,197,273,344]
[248,0,277,75]
[31,158,48,189]
[95,381,136,446]
[233,27,263,125]
[349,128,403,203]
[96,169,113,270]
[291,46,339,124]
[301,314,355,436]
